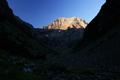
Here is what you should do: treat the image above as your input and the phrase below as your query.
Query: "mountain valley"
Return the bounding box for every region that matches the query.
[0,0,120,79]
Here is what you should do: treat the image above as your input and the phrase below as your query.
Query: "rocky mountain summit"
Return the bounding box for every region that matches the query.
[45,17,87,30]
[35,17,87,50]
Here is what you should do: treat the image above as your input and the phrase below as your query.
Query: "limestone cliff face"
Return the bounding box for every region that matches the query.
[46,17,87,30]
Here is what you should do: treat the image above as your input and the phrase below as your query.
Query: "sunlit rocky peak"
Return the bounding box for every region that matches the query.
[44,17,87,30]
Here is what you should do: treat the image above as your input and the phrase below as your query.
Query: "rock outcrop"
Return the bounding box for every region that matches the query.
[45,17,87,30]
[35,17,87,50]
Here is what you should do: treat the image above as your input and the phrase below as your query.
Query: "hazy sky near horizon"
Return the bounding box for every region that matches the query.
[7,0,105,28]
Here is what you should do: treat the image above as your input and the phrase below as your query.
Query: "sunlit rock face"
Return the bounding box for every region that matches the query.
[36,17,87,48]
[46,17,87,30]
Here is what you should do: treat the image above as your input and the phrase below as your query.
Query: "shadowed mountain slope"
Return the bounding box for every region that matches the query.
[0,0,57,59]
[72,0,120,71]
[84,0,120,43]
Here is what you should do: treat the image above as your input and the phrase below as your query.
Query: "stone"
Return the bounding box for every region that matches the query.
[45,17,87,30]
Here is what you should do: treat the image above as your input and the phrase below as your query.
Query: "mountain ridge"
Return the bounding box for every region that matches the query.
[44,17,87,30]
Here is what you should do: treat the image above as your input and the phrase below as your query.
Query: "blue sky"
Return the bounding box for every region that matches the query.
[7,0,105,28]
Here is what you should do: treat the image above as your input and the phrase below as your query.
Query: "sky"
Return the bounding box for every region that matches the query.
[7,0,105,28]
